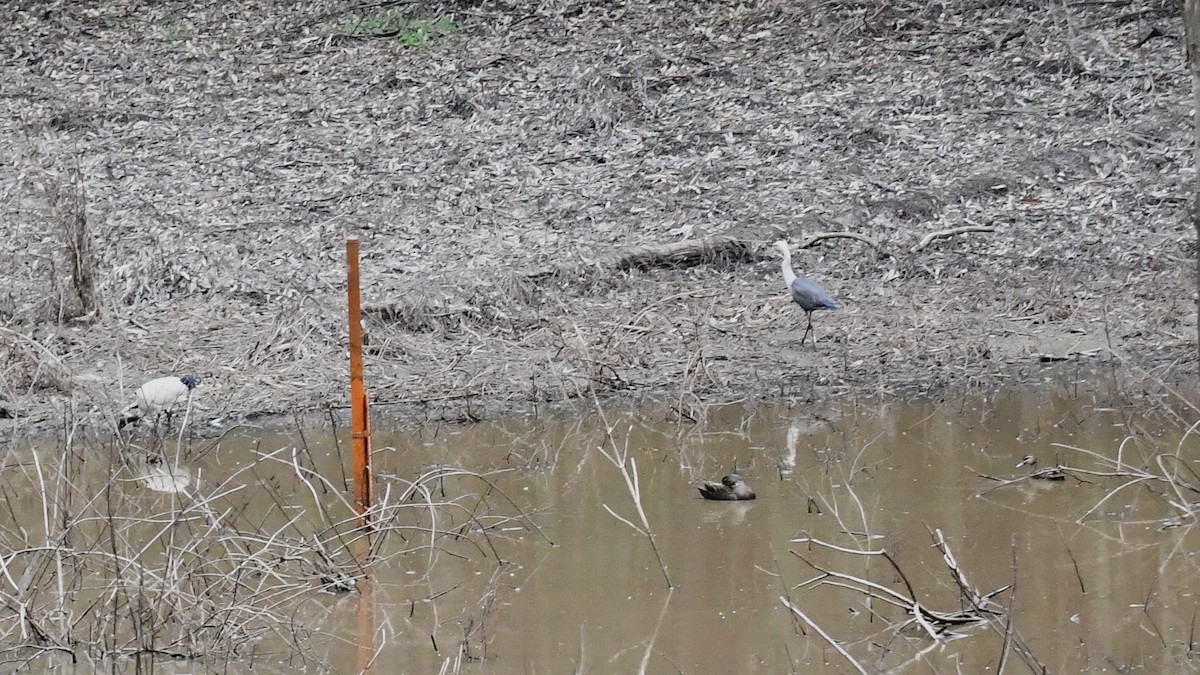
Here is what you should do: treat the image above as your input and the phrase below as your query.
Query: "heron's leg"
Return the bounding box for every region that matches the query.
[802,312,814,344]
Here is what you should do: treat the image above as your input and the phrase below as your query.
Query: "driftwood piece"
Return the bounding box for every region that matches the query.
[522,237,758,280]
[604,237,756,270]
[799,231,885,253]
[1132,26,1170,49]
[531,234,884,280]
[525,237,754,277]
[910,225,996,253]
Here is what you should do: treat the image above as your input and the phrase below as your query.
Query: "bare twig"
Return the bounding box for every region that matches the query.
[779,596,869,675]
[554,301,672,588]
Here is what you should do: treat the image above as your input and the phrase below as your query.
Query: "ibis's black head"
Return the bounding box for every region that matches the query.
[179,375,201,389]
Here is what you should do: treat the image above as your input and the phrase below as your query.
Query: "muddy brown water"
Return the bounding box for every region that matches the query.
[11,383,1200,673]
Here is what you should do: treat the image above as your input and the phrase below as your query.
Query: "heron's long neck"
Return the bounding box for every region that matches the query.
[779,251,797,287]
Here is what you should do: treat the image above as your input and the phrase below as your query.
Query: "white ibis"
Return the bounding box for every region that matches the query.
[118,375,200,429]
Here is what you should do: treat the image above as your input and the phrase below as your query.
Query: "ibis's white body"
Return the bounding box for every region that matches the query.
[135,376,194,416]
[119,375,200,428]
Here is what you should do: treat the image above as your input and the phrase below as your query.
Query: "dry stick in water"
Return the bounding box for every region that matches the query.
[167,390,195,467]
[592,415,676,583]
[390,468,512,571]
[1156,453,1200,517]
[590,387,672,588]
[778,596,869,675]
[1140,582,1170,649]
[996,544,1018,675]
[1104,349,1200,423]
[292,410,328,494]
[934,529,1045,673]
[596,434,673,590]
[1051,440,1200,522]
[326,407,351,490]
[790,534,1018,654]
[555,299,673,588]
[790,538,919,613]
[634,591,675,675]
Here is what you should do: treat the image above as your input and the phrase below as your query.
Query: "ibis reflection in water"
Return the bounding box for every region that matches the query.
[134,456,196,494]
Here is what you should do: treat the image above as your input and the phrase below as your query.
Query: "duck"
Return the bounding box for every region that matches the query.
[118,375,200,429]
[698,473,756,501]
[1016,455,1066,481]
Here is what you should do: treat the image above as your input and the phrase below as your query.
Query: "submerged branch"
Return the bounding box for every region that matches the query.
[780,596,870,675]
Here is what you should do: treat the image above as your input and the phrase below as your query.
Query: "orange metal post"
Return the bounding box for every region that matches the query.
[347,237,372,525]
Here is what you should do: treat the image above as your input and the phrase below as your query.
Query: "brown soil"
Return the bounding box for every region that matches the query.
[1,0,1194,429]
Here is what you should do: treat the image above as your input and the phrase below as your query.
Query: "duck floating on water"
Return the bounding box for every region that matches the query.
[1016,455,1066,481]
[698,474,756,501]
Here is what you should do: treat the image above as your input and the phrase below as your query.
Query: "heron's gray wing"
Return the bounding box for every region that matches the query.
[791,277,840,311]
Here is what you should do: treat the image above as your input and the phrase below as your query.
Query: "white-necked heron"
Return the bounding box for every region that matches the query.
[774,240,840,344]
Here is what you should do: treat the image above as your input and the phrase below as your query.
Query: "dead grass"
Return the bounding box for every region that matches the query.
[45,162,99,322]
[0,417,538,671]
[0,0,1193,429]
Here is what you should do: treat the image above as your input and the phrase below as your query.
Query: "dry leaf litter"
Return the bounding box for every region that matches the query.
[0,0,1193,429]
